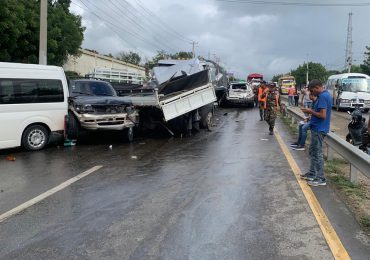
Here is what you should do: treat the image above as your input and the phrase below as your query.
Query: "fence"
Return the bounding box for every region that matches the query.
[283,106,370,184]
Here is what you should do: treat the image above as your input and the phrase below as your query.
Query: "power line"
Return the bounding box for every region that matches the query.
[75,0,173,53]
[133,0,194,43]
[105,0,177,52]
[112,0,190,51]
[215,0,370,6]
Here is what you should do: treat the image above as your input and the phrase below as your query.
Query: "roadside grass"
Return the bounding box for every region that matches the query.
[325,159,366,199]
[280,116,298,135]
[279,114,370,234]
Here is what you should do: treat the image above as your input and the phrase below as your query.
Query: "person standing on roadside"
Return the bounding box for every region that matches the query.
[261,83,280,135]
[294,86,300,106]
[257,82,267,121]
[301,79,332,186]
[291,93,317,151]
[301,86,312,108]
[288,85,295,106]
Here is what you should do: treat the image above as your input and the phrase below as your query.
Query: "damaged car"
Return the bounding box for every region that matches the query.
[67,79,138,141]
[220,81,255,107]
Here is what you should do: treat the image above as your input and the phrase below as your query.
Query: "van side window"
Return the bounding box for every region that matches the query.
[0,79,64,104]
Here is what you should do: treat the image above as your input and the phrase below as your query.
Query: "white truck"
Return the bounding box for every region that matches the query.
[113,59,218,135]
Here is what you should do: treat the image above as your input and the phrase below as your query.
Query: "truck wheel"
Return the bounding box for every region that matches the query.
[22,125,49,151]
[202,111,213,130]
[127,127,134,142]
[66,111,79,140]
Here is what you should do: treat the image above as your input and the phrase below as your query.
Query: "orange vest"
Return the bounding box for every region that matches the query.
[258,87,266,102]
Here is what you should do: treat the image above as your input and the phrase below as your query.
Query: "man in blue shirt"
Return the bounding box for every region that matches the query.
[301,79,332,186]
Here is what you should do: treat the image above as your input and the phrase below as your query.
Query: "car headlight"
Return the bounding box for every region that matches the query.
[75,104,94,113]
[340,99,350,103]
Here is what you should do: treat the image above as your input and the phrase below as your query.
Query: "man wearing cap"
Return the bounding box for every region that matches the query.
[261,83,281,135]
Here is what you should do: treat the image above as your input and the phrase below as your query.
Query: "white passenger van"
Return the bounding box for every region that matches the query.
[0,62,69,151]
[325,73,370,112]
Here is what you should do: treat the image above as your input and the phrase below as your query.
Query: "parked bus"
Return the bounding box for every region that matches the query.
[326,73,370,112]
[0,62,69,151]
[278,75,296,94]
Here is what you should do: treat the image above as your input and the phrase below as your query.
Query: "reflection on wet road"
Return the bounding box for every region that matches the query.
[0,108,333,259]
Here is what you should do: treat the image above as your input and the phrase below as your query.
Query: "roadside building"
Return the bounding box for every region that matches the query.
[63,49,146,84]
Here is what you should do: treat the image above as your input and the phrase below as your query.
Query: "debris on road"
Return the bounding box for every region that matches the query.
[6,155,16,161]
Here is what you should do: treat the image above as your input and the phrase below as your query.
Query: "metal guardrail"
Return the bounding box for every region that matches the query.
[284,106,370,183]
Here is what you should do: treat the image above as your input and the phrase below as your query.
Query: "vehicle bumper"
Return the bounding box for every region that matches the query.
[226,97,255,105]
[339,102,370,109]
[49,130,64,143]
[73,111,138,130]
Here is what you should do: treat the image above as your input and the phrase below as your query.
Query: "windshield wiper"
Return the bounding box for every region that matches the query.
[72,91,94,96]
[95,93,114,96]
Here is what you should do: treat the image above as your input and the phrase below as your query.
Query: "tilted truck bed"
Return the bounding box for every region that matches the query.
[117,83,216,121]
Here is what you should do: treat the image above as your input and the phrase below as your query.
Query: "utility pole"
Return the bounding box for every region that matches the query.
[39,0,47,65]
[344,12,353,73]
[191,41,198,58]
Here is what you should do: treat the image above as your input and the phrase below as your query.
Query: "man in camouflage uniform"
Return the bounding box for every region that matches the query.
[262,83,281,135]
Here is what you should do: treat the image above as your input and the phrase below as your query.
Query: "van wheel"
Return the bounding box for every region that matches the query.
[67,111,79,140]
[127,127,134,142]
[22,125,49,151]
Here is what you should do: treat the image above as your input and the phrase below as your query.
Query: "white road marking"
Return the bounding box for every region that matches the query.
[0,165,103,223]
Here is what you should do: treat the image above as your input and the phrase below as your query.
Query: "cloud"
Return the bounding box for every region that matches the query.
[70,0,370,80]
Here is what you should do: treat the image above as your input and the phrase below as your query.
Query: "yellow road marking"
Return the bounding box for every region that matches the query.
[0,165,103,223]
[274,130,350,260]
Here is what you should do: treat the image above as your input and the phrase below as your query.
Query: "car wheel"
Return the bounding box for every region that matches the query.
[22,125,49,151]
[66,111,79,140]
[363,109,369,113]
[127,127,134,142]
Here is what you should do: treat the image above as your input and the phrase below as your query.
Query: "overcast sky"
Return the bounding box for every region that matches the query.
[70,0,370,80]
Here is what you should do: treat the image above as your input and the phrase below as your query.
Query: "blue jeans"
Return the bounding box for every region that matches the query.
[308,131,326,180]
[298,122,310,147]
[303,101,312,108]
[288,96,294,106]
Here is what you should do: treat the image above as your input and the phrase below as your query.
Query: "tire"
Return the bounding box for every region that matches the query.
[66,111,79,140]
[364,109,369,113]
[127,127,134,142]
[202,111,213,130]
[22,125,49,151]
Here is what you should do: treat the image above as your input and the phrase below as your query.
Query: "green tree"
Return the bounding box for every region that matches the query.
[340,65,363,74]
[360,46,370,76]
[117,51,141,65]
[0,0,84,65]
[170,51,193,60]
[271,74,283,82]
[291,62,327,86]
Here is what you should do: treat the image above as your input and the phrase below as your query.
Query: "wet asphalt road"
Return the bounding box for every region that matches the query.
[0,107,334,259]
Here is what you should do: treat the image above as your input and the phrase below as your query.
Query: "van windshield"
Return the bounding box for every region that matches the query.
[340,78,370,93]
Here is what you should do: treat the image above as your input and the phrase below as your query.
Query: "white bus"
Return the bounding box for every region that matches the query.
[325,73,370,112]
[0,62,69,151]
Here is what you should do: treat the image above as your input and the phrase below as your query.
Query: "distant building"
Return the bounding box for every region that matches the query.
[63,49,146,83]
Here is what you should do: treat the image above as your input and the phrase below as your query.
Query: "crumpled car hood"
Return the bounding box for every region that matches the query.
[70,96,132,106]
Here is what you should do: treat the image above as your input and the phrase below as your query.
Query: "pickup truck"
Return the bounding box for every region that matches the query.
[67,79,138,141]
